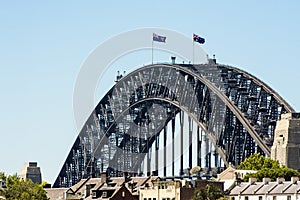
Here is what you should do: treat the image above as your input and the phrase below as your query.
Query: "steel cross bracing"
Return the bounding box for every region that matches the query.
[53,62,294,188]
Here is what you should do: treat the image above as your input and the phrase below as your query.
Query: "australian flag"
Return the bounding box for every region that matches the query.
[153,33,166,43]
[193,33,205,44]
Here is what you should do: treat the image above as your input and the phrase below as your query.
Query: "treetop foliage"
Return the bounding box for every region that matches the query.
[192,183,224,200]
[237,153,300,181]
[0,172,49,200]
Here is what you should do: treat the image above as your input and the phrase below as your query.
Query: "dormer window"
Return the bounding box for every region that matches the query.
[102,191,107,198]
[92,192,97,198]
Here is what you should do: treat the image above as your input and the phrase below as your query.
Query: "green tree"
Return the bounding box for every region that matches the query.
[193,183,224,200]
[0,172,49,200]
[237,153,300,181]
[237,153,266,170]
[0,172,5,180]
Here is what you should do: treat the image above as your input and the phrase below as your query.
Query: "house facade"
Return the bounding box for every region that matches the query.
[46,173,224,200]
[139,178,224,200]
[217,163,257,191]
[62,172,157,200]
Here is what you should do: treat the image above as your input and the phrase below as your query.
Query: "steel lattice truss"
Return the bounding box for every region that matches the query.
[53,61,294,187]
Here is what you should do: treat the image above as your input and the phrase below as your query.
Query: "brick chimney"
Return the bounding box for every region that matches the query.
[277,177,285,184]
[291,176,299,183]
[123,172,129,182]
[85,184,92,197]
[151,171,158,176]
[263,177,271,184]
[101,172,107,183]
[248,177,257,184]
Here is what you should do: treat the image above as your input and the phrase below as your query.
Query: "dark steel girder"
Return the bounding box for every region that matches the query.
[53,62,294,188]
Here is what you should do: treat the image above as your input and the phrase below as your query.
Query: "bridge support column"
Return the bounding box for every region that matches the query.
[172,115,175,177]
[197,127,201,168]
[201,131,208,168]
[271,113,300,170]
[180,112,184,176]
[163,126,167,177]
[155,132,159,176]
[189,116,193,172]
[146,124,151,176]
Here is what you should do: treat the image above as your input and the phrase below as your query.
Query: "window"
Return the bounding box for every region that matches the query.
[273,196,276,200]
[102,191,107,198]
[287,196,291,200]
[259,196,263,200]
[92,192,97,198]
[245,196,248,200]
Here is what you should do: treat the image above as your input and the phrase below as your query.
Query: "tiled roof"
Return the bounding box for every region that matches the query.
[230,179,300,195]
[67,177,102,196]
[69,178,90,193]
[217,165,257,181]
[242,183,263,194]
[130,176,150,187]
[64,175,157,199]
[98,186,118,191]
[284,182,300,193]
[255,182,277,194]
[109,177,125,186]
[269,182,294,194]
[230,183,251,195]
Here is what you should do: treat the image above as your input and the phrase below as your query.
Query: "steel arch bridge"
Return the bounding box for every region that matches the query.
[53,59,294,188]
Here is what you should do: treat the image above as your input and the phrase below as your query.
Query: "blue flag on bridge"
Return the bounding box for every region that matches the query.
[153,33,166,43]
[193,33,205,44]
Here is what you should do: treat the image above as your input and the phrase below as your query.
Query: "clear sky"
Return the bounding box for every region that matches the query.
[0,1,299,184]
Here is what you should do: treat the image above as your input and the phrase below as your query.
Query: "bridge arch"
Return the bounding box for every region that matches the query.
[54,60,294,187]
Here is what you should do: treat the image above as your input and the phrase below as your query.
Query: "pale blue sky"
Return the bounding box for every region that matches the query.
[0,1,299,183]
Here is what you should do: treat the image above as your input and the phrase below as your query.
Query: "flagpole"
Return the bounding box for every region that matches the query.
[193,37,195,65]
[152,39,154,65]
